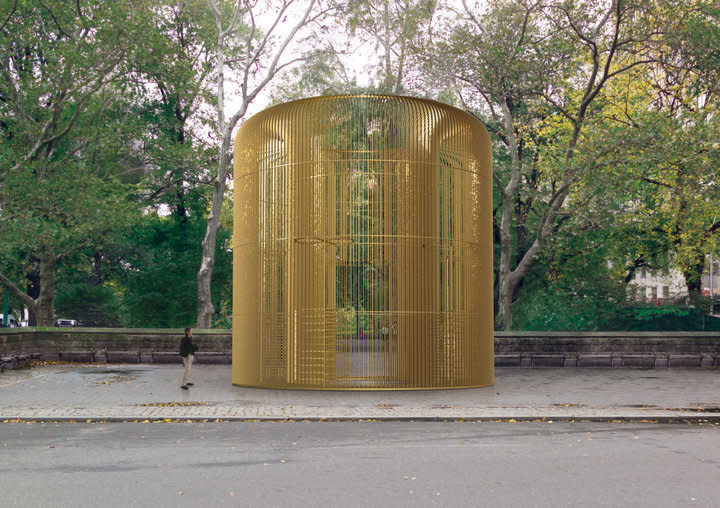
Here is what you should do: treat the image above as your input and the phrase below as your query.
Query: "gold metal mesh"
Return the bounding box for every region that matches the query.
[233,95,493,389]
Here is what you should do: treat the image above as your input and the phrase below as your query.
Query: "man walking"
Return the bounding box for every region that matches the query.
[179,327,198,390]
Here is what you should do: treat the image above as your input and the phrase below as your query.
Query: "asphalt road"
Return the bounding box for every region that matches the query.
[1,421,719,507]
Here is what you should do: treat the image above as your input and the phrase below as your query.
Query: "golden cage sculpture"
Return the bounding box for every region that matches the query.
[233,95,493,389]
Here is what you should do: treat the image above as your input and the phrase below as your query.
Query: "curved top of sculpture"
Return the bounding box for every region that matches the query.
[236,94,489,165]
[233,95,494,390]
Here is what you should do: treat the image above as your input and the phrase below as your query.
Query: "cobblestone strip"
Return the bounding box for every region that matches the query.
[2,405,719,422]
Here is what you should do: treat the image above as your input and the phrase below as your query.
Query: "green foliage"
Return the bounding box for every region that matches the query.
[1,0,718,330]
[117,212,231,328]
[55,284,122,327]
[0,0,152,323]
[269,49,358,103]
[619,305,708,332]
[516,293,711,331]
[513,283,623,331]
[513,239,628,331]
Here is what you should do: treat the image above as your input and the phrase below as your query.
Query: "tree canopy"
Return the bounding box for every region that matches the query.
[1,0,717,331]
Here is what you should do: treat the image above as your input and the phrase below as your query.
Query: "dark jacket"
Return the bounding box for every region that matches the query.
[179,335,198,357]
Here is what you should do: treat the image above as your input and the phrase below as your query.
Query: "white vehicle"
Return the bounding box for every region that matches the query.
[55,318,78,327]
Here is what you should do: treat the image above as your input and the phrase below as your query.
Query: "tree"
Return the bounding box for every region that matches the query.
[197,0,329,328]
[268,48,358,103]
[596,0,720,301]
[269,0,440,103]
[427,0,662,329]
[613,111,719,299]
[646,0,720,299]
[129,0,216,220]
[117,209,232,328]
[342,0,437,93]
[0,0,146,325]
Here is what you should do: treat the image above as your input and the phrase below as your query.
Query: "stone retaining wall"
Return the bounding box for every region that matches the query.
[0,328,230,364]
[495,331,720,367]
[1,328,719,367]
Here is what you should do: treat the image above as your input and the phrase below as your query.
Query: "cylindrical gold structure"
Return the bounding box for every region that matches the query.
[233,95,492,389]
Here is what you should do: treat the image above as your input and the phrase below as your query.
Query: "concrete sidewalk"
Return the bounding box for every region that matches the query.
[1,364,719,422]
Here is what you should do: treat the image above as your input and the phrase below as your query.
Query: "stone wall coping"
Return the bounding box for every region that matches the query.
[1,328,717,337]
[494,331,720,338]
[0,327,230,335]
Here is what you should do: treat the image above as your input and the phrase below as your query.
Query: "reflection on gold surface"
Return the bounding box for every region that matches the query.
[233,95,492,389]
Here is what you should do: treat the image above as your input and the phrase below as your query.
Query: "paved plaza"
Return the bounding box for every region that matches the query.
[2,364,720,422]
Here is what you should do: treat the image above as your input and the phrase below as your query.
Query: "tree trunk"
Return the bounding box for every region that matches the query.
[197,11,230,330]
[495,100,521,330]
[36,253,57,327]
[0,253,58,327]
[683,249,707,301]
[496,273,515,331]
[496,193,517,330]
[197,140,231,329]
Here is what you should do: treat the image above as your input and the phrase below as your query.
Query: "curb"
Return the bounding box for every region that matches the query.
[3,406,720,424]
[3,415,720,424]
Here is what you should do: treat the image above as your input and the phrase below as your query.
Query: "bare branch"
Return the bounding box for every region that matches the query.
[242,0,296,90]
[590,0,615,41]
[541,91,576,125]
[220,0,245,39]
[0,0,17,32]
[207,0,222,19]
[641,176,673,189]
[605,59,654,81]
[492,171,505,190]
[461,0,485,36]
[238,0,318,127]
[0,271,37,311]
[561,6,592,46]
[20,54,122,165]
[516,1,542,49]
[39,2,74,40]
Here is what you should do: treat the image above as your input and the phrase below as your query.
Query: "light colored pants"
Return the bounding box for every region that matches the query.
[182,354,194,385]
